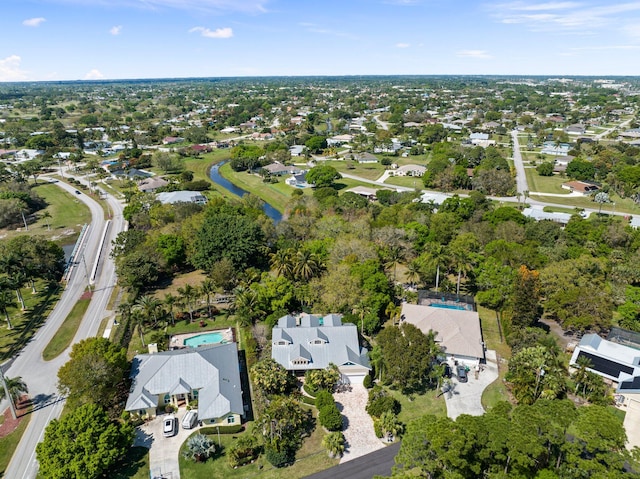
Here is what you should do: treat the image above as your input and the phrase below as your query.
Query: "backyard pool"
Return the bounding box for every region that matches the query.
[183,332,226,348]
[429,303,469,311]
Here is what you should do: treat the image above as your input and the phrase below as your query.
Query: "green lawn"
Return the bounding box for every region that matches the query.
[477,305,512,411]
[111,447,150,479]
[386,387,446,424]
[0,182,91,244]
[524,169,569,195]
[219,163,292,212]
[179,414,339,478]
[42,294,91,361]
[0,282,62,361]
[0,407,32,476]
[384,176,423,189]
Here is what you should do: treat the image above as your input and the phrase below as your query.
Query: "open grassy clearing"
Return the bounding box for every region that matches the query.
[477,305,512,411]
[524,169,569,194]
[0,182,91,244]
[0,282,62,361]
[384,175,423,189]
[178,409,338,479]
[42,293,91,361]
[386,386,447,424]
[219,163,292,212]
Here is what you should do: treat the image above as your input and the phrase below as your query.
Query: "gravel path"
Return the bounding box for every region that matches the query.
[334,384,385,463]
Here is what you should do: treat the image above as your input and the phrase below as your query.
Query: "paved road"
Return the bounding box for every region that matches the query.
[305,442,401,479]
[3,177,125,479]
[511,130,529,194]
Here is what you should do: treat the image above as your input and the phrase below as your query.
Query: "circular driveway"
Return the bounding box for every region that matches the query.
[444,350,499,419]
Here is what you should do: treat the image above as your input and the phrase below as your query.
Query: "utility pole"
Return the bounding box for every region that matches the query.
[20,211,28,231]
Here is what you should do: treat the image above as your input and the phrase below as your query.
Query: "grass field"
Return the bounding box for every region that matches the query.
[0,282,61,361]
[524,169,569,195]
[112,447,150,479]
[42,293,91,361]
[0,405,32,476]
[390,387,447,424]
[0,182,91,244]
[178,411,339,478]
[219,163,293,212]
[478,305,512,411]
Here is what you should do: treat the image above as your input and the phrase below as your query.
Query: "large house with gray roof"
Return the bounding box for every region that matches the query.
[125,343,245,426]
[271,313,371,384]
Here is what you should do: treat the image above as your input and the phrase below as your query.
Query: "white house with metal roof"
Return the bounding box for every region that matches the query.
[156,190,208,205]
[271,313,371,384]
[125,343,244,426]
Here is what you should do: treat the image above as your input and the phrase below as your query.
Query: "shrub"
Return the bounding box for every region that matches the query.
[265,445,294,468]
[314,390,334,410]
[366,386,401,418]
[182,433,216,462]
[319,404,343,431]
[322,431,345,458]
[363,374,373,389]
[227,435,261,468]
[300,395,316,406]
[373,418,383,438]
[199,424,244,435]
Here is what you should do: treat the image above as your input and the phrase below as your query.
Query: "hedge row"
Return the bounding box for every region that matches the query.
[200,424,244,435]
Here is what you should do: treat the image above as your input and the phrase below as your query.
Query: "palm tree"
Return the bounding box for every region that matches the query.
[572,355,593,396]
[233,286,264,326]
[200,279,217,318]
[293,249,322,281]
[423,244,448,292]
[352,301,372,337]
[382,245,404,282]
[131,309,147,348]
[0,287,16,329]
[0,375,28,418]
[269,248,294,279]
[404,259,423,290]
[378,411,403,442]
[134,295,162,328]
[385,301,402,326]
[41,210,52,231]
[322,432,345,459]
[163,293,178,325]
[177,284,197,322]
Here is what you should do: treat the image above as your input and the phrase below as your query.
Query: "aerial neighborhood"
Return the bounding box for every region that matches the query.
[3,75,640,479]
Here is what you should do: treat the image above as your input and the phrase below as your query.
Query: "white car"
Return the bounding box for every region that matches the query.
[163,414,177,437]
[182,409,198,429]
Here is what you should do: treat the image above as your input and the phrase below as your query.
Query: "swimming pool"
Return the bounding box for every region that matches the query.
[429,303,468,311]
[184,332,225,348]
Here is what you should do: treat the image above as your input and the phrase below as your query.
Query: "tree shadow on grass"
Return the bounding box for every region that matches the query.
[111,446,150,479]
[2,284,60,361]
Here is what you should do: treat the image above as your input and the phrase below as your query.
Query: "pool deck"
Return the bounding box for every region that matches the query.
[169,327,235,349]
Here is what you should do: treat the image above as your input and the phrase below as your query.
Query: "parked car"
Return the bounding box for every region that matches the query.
[74,190,81,195]
[163,414,177,437]
[457,365,468,383]
[182,409,198,429]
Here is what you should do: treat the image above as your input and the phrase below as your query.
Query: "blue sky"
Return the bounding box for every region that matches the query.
[2,0,640,81]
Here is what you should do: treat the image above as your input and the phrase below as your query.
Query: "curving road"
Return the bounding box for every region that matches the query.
[3,177,125,479]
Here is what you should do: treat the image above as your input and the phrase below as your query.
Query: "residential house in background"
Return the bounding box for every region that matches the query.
[138,176,169,193]
[156,190,208,205]
[271,313,371,384]
[125,343,245,425]
[392,164,426,177]
[561,180,600,196]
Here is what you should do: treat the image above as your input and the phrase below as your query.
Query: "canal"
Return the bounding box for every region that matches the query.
[209,161,283,223]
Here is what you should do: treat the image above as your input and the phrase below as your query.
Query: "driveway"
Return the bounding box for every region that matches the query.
[444,350,499,420]
[334,384,385,463]
[134,410,198,479]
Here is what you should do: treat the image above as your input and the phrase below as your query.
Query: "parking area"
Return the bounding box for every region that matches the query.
[334,384,386,463]
[444,350,499,419]
[134,409,199,479]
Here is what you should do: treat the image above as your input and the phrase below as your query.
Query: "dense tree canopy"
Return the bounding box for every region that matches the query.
[36,403,134,479]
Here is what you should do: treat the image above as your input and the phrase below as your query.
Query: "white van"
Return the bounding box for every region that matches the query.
[182,409,198,429]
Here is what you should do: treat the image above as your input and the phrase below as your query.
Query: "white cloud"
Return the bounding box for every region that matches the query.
[110,25,123,35]
[23,17,46,27]
[83,69,105,80]
[396,42,411,48]
[457,50,493,59]
[490,1,640,32]
[0,55,29,81]
[189,26,233,38]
